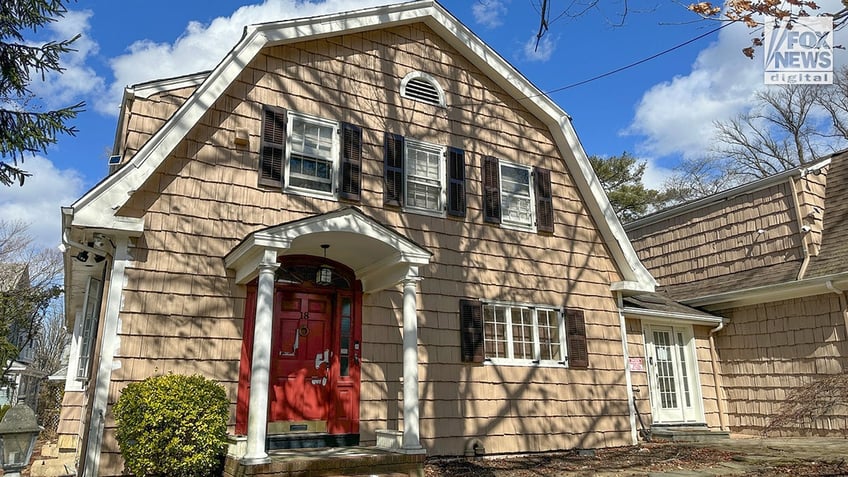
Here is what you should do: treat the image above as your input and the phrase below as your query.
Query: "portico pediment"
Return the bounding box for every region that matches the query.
[225,207,432,292]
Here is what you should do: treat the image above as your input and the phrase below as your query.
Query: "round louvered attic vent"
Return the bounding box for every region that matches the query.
[400,71,445,106]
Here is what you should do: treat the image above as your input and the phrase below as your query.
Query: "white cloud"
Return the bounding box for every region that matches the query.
[29,9,106,110]
[628,1,847,161]
[473,0,509,29]
[0,156,86,250]
[641,157,676,191]
[522,33,556,62]
[627,22,761,159]
[97,0,395,115]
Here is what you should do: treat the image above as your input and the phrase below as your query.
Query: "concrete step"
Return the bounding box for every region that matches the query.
[651,425,731,443]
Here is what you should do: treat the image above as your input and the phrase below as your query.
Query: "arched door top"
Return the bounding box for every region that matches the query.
[225,207,432,292]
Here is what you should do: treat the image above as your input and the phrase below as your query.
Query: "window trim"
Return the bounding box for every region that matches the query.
[283,111,340,200]
[483,157,555,233]
[481,300,567,368]
[403,138,447,216]
[384,133,463,218]
[498,160,536,231]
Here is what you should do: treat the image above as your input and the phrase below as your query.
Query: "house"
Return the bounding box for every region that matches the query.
[57,2,731,476]
[626,151,848,436]
[0,263,45,411]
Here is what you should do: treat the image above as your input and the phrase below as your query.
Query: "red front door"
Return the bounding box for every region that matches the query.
[269,291,333,424]
[235,262,362,440]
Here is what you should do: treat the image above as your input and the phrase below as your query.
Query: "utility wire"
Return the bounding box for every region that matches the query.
[545,21,737,95]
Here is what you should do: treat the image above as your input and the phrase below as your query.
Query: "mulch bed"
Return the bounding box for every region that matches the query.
[424,442,848,476]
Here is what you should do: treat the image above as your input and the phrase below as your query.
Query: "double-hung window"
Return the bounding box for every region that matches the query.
[460,299,588,368]
[483,156,554,233]
[404,139,445,213]
[259,106,362,201]
[287,113,337,195]
[384,133,466,217]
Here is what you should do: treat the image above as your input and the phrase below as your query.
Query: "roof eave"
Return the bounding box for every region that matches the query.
[621,306,723,325]
[625,156,834,231]
[683,271,848,310]
[64,0,656,289]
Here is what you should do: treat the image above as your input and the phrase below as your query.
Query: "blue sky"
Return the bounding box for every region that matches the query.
[1,0,835,248]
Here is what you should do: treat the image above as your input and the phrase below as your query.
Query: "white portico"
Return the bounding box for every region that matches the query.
[224,207,432,463]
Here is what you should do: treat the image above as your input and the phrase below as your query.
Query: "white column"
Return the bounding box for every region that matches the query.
[83,237,130,477]
[243,249,279,464]
[401,267,423,451]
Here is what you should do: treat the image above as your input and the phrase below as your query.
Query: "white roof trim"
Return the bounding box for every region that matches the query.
[225,208,432,291]
[621,306,723,325]
[131,71,210,99]
[684,270,848,310]
[626,156,833,230]
[70,0,654,290]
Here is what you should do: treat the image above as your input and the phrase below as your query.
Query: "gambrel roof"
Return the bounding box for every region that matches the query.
[66,0,655,291]
[807,151,848,278]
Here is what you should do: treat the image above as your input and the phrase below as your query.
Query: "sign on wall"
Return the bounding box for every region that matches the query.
[629,357,645,372]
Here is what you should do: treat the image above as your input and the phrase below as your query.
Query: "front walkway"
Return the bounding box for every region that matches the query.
[651,436,848,477]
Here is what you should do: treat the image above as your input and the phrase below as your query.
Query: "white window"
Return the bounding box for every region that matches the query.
[499,161,535,228]
[482,303,565,366]
[404,139,446,214]
[66,276,103,391]
[285,112,339,197]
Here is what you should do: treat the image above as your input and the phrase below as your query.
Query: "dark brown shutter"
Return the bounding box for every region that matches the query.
[384,132,404,207]
[482,156,501,223]
[534,166,554,233]
[460,299,484,363]
[259,107,286,187]
[339,123,362,201]
[566,308,588,368]
[447,147,466,217]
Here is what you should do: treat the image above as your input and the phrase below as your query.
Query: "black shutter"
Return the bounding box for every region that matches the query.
[534,166,554,233]
[384,133,404,207]
[483,156,501,223]
[566,308,588,368]
[447,147,466,217]
[259,107,286,187]
[460,299,484,363]
[339,123,362,201]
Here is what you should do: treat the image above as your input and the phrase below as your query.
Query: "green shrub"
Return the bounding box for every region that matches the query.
[114,374,229,477]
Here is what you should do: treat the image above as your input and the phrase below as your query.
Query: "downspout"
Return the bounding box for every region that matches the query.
[825,281,848,338]
[708,320,729,431]
[788,177,812,280]
[616,293,638,445]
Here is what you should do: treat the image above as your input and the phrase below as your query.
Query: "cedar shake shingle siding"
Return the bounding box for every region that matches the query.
[715,295,848,435]
[627,150,848,439]
[627,178,809,301]
[82,22,633,473]
[807,154,848,277]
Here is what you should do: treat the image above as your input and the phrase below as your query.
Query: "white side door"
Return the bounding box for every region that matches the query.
[644,324,704,424]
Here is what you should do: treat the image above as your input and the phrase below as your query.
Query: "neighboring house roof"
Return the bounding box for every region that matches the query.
[64,0,655,292]
[806,152,848,278]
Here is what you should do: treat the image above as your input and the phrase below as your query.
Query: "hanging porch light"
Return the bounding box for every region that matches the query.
[315,244,333,286]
